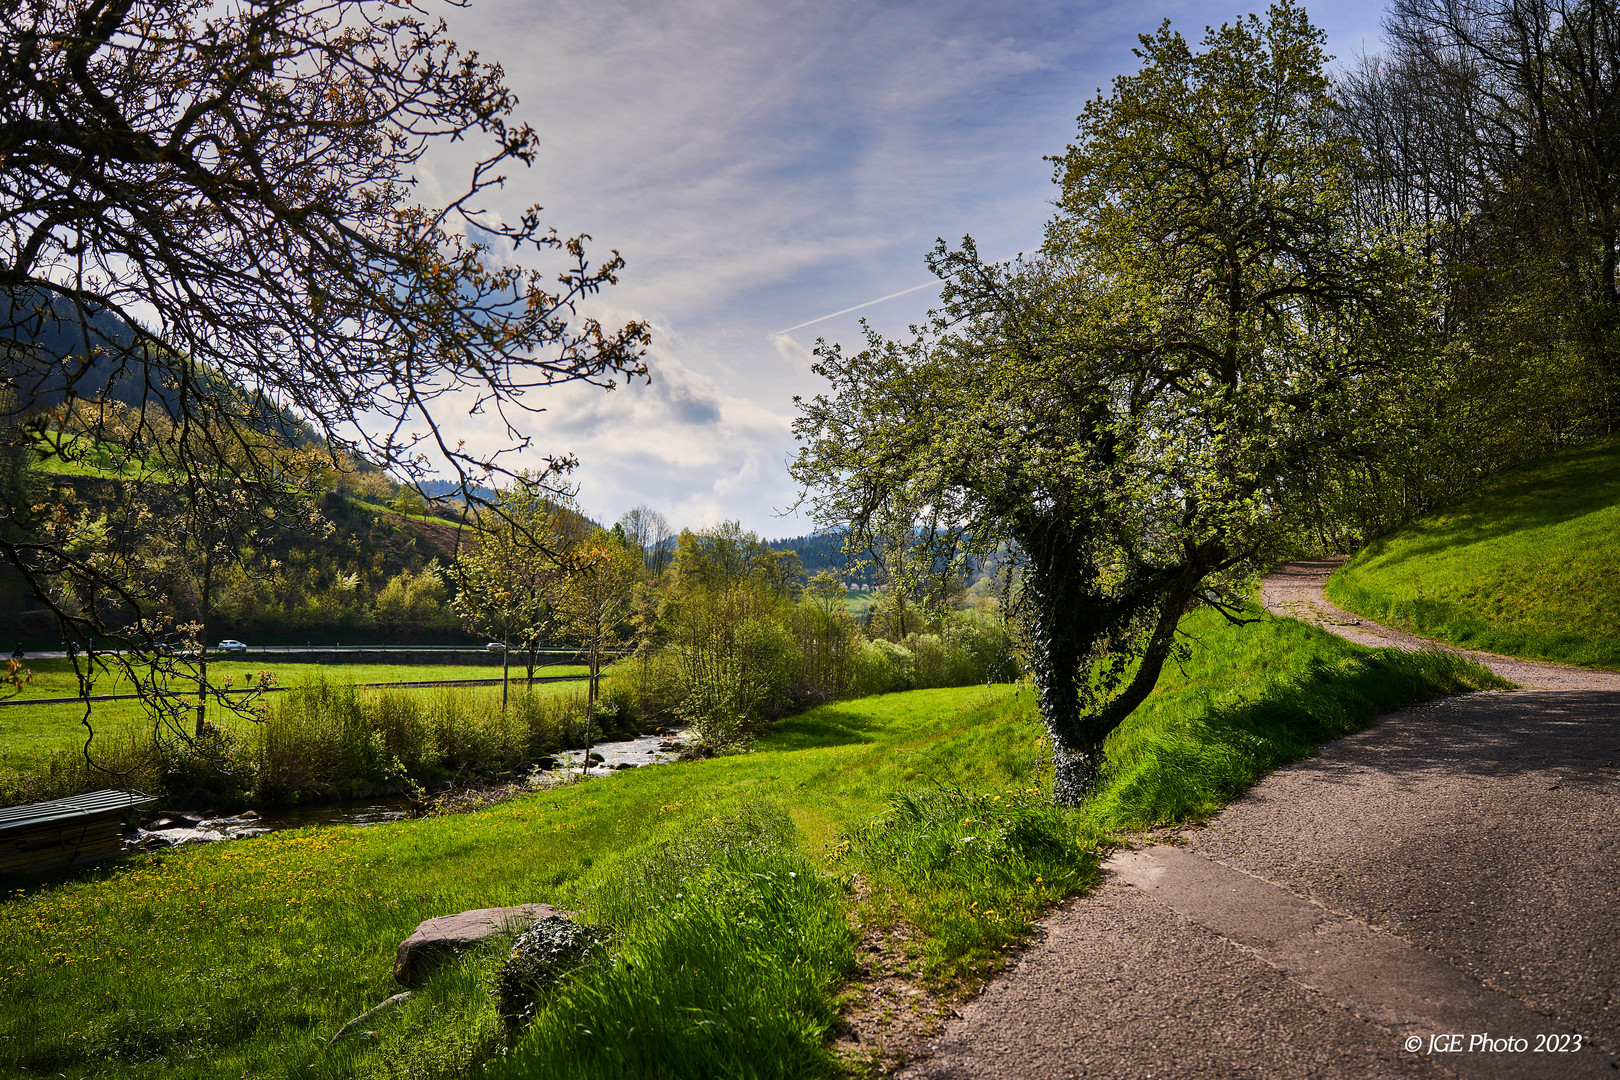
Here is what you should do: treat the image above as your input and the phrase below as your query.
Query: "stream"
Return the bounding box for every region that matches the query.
[129,728,690,848]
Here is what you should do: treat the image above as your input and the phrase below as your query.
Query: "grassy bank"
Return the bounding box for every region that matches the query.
[1327,436,1620,669]
[0,607,1502,1078]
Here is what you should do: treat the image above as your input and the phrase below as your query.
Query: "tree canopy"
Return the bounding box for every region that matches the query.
[792,1,1423,803]
[1329,0,1620,536]
[0,0,650,655]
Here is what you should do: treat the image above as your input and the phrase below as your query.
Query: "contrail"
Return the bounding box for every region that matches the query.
[773,281,937,336]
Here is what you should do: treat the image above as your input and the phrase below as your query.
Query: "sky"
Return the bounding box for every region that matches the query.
[422,0,1390,537]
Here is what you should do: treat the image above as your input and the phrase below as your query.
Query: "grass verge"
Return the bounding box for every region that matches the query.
[0,607,1502,1078]
[1326,436,1620,668]
[839,607,1508,994]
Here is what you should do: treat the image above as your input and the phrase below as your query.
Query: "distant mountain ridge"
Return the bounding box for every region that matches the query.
[417,479,497,502]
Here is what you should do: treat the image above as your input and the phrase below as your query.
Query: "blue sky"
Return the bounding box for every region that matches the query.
[426,0,1388,536]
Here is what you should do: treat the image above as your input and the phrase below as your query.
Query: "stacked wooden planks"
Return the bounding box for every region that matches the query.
[0,790,156,878]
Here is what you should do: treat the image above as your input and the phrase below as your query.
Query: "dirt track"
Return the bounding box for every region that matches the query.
[1262,558,1620,692]
[895,562,1620,1079]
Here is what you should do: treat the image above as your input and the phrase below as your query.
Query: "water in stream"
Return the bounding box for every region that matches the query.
[130,728,690,847]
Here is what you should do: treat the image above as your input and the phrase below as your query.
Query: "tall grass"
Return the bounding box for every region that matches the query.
[258,677,628,804]
[847,787,1096,986]
[836,608,1509,988]
[1089,645,1509,830]
[5,676,627,808]
[487,805,856,1080]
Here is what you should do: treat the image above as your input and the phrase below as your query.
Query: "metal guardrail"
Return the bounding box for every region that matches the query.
[242,646,600,654]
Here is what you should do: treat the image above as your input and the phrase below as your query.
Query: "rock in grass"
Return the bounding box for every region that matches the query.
[492,915,604,1026]
[394,904,564,987]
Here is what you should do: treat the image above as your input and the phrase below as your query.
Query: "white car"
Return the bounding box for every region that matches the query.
[216,639,249,653]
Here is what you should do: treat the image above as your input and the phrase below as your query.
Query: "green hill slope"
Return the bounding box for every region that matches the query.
[1327,437,1620,669]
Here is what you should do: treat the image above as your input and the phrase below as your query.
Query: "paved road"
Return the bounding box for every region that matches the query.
[900,562,1620,1079]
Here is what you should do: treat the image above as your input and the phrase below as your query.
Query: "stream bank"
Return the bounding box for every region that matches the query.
[125,727,692,850]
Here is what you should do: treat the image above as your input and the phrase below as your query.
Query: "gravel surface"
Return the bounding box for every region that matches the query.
[899,563,1620,1079]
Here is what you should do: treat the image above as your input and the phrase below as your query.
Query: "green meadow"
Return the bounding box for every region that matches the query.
[5,659,588,701]
[1327,436,1620,669]
[0,606,1501,1079]
[0,663,589,777]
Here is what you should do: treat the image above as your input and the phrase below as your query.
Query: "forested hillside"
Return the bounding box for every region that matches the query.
[2,469,472,646]
[765,531,877,585]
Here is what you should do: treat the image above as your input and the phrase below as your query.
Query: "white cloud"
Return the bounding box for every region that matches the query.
[769,333,816,371]
[403,0,1394,534]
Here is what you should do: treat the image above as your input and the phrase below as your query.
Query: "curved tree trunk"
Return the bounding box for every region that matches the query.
[1022,517,1221,805]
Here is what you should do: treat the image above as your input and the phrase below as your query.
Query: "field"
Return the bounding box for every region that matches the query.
[0,605,1502,1079]
[4,659,588,701]
[0,662,589,777]
[1327,436,1620,669]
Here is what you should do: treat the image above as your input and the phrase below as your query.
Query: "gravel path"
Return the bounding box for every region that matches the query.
[1261,557,1620,691]
[898,562,1620,1079]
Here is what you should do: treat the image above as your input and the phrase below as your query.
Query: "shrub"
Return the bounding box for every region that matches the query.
[258,678,388,803]
[423,690,527,774]
[492,916,606,1028]
[589,679,639,737]
[944,614,1022,684]
[372,689,431,774]
[260,680,556,804]
[790,599,865,703]
[904,632,966,689]
[676,612,800,747]
[855,637,916,695]
[606,652,687,728]
[159,725,256,807]
[510,687,589,755]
